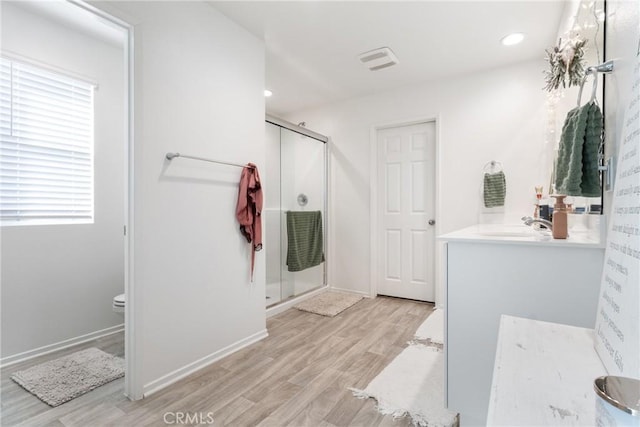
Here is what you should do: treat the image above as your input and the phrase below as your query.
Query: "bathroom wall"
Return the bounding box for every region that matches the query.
[594,0,640,379]
[94,1,266,395]
[285,59,549,299]
[0,3,125,360]
[603,0,639,211]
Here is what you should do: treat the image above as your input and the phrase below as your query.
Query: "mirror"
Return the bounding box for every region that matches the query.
[544,0,606,215]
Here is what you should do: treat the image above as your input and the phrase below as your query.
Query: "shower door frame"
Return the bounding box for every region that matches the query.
[265,115,329,311]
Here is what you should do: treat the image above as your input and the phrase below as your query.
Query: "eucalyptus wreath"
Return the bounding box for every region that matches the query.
[544,37,587,92]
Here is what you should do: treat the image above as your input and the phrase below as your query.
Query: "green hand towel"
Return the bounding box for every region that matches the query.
[286,211,325,272]
[555,102,602,197]
[483,171,506,208]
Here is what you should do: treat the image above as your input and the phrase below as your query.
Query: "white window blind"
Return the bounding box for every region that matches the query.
[0,58,94,225]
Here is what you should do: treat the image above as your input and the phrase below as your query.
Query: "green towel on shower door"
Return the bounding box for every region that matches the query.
[555,101,602,197]
[286,211,325,272]
[483,171,506,208]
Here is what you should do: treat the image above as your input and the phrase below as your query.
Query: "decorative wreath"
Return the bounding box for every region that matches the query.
[544,37,587,92]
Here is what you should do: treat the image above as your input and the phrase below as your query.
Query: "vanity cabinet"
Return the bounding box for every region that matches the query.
[440,226,605,426]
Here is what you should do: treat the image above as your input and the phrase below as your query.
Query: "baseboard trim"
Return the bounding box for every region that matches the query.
[0,324,124,368]
[329,286,372,298]
[142,328,269,397]
[266,286,329,318]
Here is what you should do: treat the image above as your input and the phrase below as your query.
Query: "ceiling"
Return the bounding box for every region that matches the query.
[211,1,567,117]
[11,1,568,117]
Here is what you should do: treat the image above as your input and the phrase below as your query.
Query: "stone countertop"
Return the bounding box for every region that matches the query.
[438,223,605,249]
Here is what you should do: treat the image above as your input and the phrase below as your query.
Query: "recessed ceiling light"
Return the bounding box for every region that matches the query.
[264,89,273,97]
[501,33,525,46]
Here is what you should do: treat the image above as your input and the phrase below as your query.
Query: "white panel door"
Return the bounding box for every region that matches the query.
[377,122,436,301]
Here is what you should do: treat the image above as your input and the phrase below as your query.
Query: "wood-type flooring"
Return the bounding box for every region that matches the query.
[1,295,434,427]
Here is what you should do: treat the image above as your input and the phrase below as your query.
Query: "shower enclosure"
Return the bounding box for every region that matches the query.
[264,116,327,306]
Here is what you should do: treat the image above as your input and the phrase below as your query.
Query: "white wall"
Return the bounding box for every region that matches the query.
[98,1,266,394]
[285,60,550,298]
[596,0,640,379]
[0,3,125,359]
[603,0,639,212]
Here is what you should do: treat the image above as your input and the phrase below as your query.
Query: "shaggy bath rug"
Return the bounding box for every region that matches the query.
[294,291,363,317]
[350,345,458,427]
[413,308,445,347]
[11,348,125,407]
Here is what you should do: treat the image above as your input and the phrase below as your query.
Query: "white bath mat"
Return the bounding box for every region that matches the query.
[11,347,125,407]
[351,345,458,427]
[414,308,444,346]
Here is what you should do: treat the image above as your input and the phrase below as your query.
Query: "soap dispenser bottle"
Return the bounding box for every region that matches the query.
[551,195,568,239]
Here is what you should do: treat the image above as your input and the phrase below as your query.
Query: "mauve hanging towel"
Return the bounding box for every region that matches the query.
[286,211,325,272]
[236,163,262,280]
[555,101,602,197]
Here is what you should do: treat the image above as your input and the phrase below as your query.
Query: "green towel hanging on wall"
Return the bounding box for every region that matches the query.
[483,171,506,208]
[286,211,325,272]
[555,101,602,197]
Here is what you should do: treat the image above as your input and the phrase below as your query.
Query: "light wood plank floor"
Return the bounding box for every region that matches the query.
[2,296,434,427]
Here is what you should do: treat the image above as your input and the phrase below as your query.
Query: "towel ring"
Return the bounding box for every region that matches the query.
[575,60,614,107]
[576,72,599,107]
[483,160,503,173]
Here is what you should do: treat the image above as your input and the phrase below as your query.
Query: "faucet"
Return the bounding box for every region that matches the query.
[521,216,553,231]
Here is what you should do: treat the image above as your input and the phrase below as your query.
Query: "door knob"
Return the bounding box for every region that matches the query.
[428,219,436,226]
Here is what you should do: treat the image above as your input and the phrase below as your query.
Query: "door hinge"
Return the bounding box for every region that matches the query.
[124,225,127,236]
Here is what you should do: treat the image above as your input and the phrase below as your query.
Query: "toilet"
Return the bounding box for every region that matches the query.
[113,293,125,313]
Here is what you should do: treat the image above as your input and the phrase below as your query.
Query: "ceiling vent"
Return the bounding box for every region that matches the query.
[358,47,399,71]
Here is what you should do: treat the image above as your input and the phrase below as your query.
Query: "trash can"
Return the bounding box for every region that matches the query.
[594,376,640,426]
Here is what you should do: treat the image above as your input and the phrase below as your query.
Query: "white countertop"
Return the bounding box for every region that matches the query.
[438,224,605,248]
[487,315,606,426]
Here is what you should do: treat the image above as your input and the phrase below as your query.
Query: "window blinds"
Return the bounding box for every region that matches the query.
[0,58,94,224]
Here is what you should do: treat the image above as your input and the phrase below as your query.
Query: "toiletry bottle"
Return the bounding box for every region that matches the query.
[539,202,550,221]
[551,195,568,239]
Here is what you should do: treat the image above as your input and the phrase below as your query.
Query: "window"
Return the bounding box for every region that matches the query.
[1,57,94,225]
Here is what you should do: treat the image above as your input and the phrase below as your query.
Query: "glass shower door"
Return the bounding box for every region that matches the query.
[279,127,326,301]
